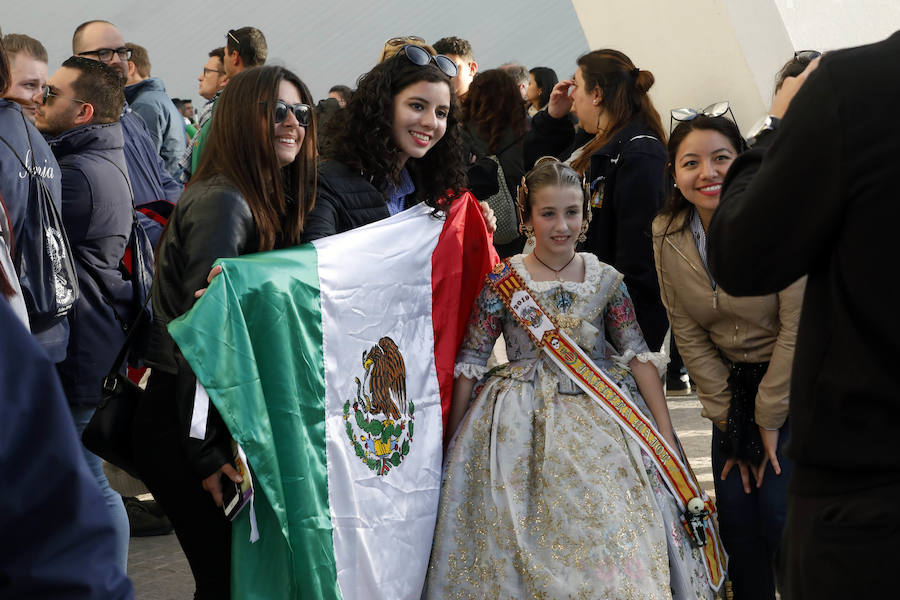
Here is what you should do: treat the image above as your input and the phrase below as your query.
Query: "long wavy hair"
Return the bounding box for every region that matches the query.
[0,35,14,298]
[655,115,744,236]
[193,65,317,251]
[324,51,467,212]
[570,49,666,175]
[462,69,528,154]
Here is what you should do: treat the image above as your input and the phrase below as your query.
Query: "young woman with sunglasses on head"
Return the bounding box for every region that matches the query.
[525,49,670,355]
[134,65,316,599]
[652,114,805,599]
[302,44,470,242]
[428,157,712,599]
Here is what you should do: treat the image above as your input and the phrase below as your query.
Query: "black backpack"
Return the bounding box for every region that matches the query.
[0,113,79,331]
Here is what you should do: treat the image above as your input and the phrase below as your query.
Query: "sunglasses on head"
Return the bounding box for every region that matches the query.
[272,100,311,126]
[669,101,735,135]
[794,49,821,62]
[399,44,458,78]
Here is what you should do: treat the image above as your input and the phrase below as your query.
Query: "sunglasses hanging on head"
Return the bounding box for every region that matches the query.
[669,101,735,135]
[399,44,458,78]
[793,49,821,62]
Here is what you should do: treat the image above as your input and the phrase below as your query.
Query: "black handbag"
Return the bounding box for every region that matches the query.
[82,307,149,479]
[0,113,79,331]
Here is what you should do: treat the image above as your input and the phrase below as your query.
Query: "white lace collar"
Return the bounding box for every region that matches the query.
[508,252,611,294]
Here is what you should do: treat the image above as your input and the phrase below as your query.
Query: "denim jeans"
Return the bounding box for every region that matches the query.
[712,420,792,599]
[69,405,130,573]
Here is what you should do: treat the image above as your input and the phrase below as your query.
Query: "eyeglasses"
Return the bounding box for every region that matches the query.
[399,44,458,78]
[669,101,735,134]
[202,67,226,77]
[269,100,311,126]
[41,84,88,105]
[77,46,132,62]
[793,50,821,62]
[227,30,241,49]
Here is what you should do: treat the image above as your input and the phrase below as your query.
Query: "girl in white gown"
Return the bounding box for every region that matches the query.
[427,158,712,599]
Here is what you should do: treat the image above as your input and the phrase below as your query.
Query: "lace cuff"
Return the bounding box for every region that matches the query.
[613,350,669,377]
[454,362,489,380]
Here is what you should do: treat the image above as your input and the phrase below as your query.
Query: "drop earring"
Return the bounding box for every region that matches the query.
[520,223,535,244]
[578,220,589,243]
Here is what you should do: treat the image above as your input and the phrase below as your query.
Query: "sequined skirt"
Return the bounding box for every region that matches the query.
[425,360,712,599]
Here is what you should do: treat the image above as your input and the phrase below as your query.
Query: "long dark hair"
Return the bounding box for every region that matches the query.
[0,197,13,299]
[529,66,557,110]
[324,51,467,212]
[571,49,666,175]
[656,115,744,235]
[462,69,528,154]
[193,65,317,251]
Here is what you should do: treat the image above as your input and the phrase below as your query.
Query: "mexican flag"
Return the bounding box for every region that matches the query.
[169,194,496,599]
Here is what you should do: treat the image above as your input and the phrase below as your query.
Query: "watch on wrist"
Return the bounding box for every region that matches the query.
[747,115,781,147]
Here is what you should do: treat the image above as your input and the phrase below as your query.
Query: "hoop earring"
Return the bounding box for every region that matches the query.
[578,220,589,243]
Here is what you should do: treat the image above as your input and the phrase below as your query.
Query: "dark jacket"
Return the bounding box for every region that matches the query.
[0,99,69,361]
[462,123,526,258]
[120,102,182,246]
[302,160,392,242]
[47,122,134,405]
[525,113,669,350]
[708,31,900,494]
[125,77,186,179]
[0,300,133,599]
[146,174,258,477]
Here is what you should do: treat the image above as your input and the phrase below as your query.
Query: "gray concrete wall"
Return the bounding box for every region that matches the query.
[2,0,589,103]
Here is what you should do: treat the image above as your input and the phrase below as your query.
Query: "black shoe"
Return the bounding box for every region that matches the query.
[666,376,691,397]
[123,496,174,537]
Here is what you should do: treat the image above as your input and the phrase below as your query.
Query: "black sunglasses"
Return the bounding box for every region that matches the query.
[271,100,311,126]
[670,101,735,135]
[399,44,458,78]
[77,46,132,62]
[41,84,88,105]
[794,50,821,62]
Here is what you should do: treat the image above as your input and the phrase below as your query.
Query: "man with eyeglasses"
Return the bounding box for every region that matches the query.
[71,19,181,246]
[180,27,267,183]
[35,54,136,577]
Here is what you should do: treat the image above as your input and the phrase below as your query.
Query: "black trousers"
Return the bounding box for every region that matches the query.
[133,370,231,600]
[779,477,900,599]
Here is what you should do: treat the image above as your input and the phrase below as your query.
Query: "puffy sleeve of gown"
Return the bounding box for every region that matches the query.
[454,282,506,380]
[604,281,669,377]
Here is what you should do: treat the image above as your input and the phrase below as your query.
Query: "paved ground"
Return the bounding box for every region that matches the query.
[127,392,714,598]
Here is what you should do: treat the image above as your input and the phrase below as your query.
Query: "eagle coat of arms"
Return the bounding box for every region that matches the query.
[343,337,415,476]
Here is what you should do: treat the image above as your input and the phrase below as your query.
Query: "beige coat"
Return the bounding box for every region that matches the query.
[652,211,805,430]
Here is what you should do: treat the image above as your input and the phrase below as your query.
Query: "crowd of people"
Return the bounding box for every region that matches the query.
[1,18,897,600]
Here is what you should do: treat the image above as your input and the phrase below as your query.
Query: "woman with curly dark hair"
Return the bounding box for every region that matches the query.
[302,45,471,241]
[462,68,529,257]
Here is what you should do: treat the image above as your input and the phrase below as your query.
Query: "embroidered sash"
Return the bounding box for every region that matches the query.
[487,259,727,591]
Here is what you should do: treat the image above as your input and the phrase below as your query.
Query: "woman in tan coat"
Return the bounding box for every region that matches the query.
[652,113,804,599]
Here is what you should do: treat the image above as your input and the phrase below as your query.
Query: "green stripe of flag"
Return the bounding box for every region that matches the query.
[169,244,340,599]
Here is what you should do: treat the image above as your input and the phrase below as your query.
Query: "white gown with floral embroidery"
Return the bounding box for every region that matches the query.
[426,254,712,600]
